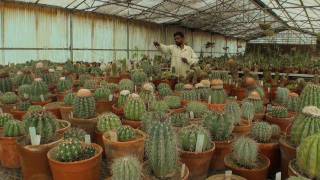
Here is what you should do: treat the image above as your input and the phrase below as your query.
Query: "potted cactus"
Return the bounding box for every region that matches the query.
[106,62,122,83]
[103,125,146,166]
[14,69,33,87]
[119,79,134,92]
[157,82,173,97]
[0,92,19,113]
[265,106,295,133]
[208,79,227,112]
[298,83,320,110]
[181,84,198,106]
[186,101,208,124]
[123,93,146,129]
[63,127,87,142]
[0,70,13,93]
[139,83,156,110]
[178,124,215,179]
[29,78,51,106]
[203,111,234,170]
[11,100,31,120]
[59,92,75,120]
[94,86,113,113]
[83,79,97,91]
[0,113,14,133]
[224,137,270,180]
[274,87,289,105]
[112,90,130,117]
[110,156,143,180]
[0,119,25,168]
[56,77,73,101]
[169,112,190,131]
[164,95,185,113]
[130,69,148,87]
[244,91,265,121]
[47,139,102,180]
[195,79,211,101]
[44,101,64,119]
[149,100,169,113]
[141,111,167,133]
[286,92,299,114]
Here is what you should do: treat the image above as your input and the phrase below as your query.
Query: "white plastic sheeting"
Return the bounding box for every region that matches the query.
[250,30,317,44]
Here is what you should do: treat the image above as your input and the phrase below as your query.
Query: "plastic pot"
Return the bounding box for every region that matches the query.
[265,113,295,133]
[68,116,98,139]
[96,100,113,114]
[210,137,234,170]
[0,135,23,168]
[258,141,280,176]
[122,119,142,129]
[279,136,296,179]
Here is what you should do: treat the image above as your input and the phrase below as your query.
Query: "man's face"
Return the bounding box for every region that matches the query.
[174,35,184,46]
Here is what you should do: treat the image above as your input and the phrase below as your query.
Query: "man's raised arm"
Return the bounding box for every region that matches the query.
[153,41,172,54]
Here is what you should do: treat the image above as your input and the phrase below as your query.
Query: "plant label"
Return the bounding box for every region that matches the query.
[195,134,205,152]
[109,131,118,142]
[134,85,137,93]
[208,95,212,104]
[190,111,194,119]
[40,94,45,102]
[275,172,281,180]
[268,87,270,93]
[197,94,200,100]
[180,163,186,178]
[108,94,113,102]
[225,170,232,180]
[85,134,91,144]
[29,127,40,145]
[150,76,152,81]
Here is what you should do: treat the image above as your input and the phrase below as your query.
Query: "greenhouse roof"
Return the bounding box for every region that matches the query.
[9,0,320,40]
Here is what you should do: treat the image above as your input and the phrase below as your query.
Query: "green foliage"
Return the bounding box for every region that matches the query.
[241,101,255,121]
[111,156,142,180]
[1,92,18,104]
[186,101,208,118]
[131,69,147,86]
[0,113,14,127]
[231,137,258,169]
[141,111,166,133]
[251,122,272,143]
[163,95,182,109]
[17,100,31,111]
[270,106,288,118]
[124,94,146,121]
[299,83,320,110]
[63,92,76,106]
[4,120,25,137]
[94,87,111,101]
[117,90,129,108]
[175,83,185,91]
[73,94,96,119]
[158,86,173,97]
[117,125,136,142]
[225,98,241,125]
[150,100,169,113]
[181,90,198,101]
[29,79,49,102]
[64,127,87,142]
[0,71,13,93]
[170,112,189,127]
[203,111,234,141]
[83,80,96,90]
[57,78,73,93]
[97,113,121,133]
[179,124,212,152]
[209,89,227,104]
[119,79,134,92]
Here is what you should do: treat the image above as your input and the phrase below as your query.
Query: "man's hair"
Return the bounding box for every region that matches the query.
[174,31,184,38]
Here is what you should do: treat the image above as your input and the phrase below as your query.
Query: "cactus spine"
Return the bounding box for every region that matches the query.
[111,156,142,180]
[270,106,288,118]
[97,113,121,133]
[186,101,208,118]
[299,83,320,110]
[287,92,299,112]
[179,124,212,152]
[4,120,25,137]
[1,92,18,104]
[0,113,14,127]
[119,79,134,92]
[275,87,289,105]
[117,125,136,142]
[124,94,146,121]
[73,89,96,119]
[64,127,87,141]
[94,87,111,101]
[241,101,255,121]
[204,111,234,141]
[57,78,72,93]
[231,137,258,169]
[251,122,272,143]
[63,92,76,106]
[56,139,83,162]
[225,98,241,125]
[163,95,182,109]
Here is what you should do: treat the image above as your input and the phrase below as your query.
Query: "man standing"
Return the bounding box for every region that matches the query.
[153,32,199,77]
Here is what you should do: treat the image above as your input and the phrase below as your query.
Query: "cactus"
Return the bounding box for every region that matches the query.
[17,84,31,99]
[141,111,166,133]
[0,113,14,127]
[287,92,299,112]
[175,83,185,91]
[203,111,234,141]
[131,69,147,86]
[29,78,49,102]
[254,86,265,100]
[290,106,320,146]
[271,124,281,137]
[56,139,83,162]
[146,121,178,178]
[139,87,156,107]
[196,87,211,101]
[0,71,13,93]
[97,113,121,133]
[186,101,208,118]
[209,89,227,104]
[270,106,288,118]
[119,79,134,92]
[299,83,320,110]
[83,79,96,90]
[73,89,96,119]
[3,120,25,137]
[63,92,76,106]
[27,105,43,112]
[79,74,92,86]
[111,156,142,180]
[64,127,87,142]
[157,83,171,90]
[94,87,111,101]
[104,83,119,93]
[158,86,173,97]
[57,78,72,93]
[275,87,289,105]
[163,95,182,109]
[1,92,18,104]
[295,133,320,179]
[181,90,198,101]
[251,122,272,143]
[117,125,136,142]
[179,124,212,152]
[41,69,58,86]
[124,94,146,121]
[117,90,130,108]
[150,100,169,113]
[17,100,31,111]
[241,101,255,121]
[81,145,96,160]
[225,98,241,125]
[15,70,33,86]
[231,137,258,169]
[23,110,58,144]
[170,112,189,127]
[245,98,264,113]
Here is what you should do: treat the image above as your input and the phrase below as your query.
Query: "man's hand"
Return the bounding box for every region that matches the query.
[153,41,160,47]
[181,57,189,65]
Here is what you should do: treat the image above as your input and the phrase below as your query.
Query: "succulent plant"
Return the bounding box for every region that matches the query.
[1,92,18,104]
[270,106,288,118]
[83,79,96,90]
[94,87,111,102]
[41,69,58,86]
[157,83,171,90]
[231,137,258,169]
[17,84,32,99]
[139,86,156,108]
[111,156,143,180]
[175,83,185,91]
[27,105,43,112]
[181,89,198,101]
[0,113,13,127]
[295,133,320,179]
[271,124,281,137]
[3,120,25,137]
[79,74,92,86]
[186,101,208,118]
[179,124,212,152]
[158,86,173,97]
[225,98,241,125]
[119,79,134,92]
[0,71,13,93]
[15,70,33,86]
[97,113,121,133]
[117,90,130,108]
[17,100,31,111]
[29,78,50,102]
[245,98,264,113]
[163,95,182,109]
[146,121,178,178]
[170,112,189,127]
[150,100,169,113]
[251,122,272,143]
[56,139,83,162]
[64,127,87,142]
[290,106,320,146]
[196,87,211,101]
[124,93,146,121]
[287,92,299,112]
[210,79,226,104]
[141,111,166,133]
[117,125,136,142]
[241,101,255,121]
[275,87,289,105]
[63,92,76,106]
[299,83,320,110]
[103,83,119,93]
[131,69,147,86]
[203,111,234,141]
[73,89,96,119]
[57,77,73,93]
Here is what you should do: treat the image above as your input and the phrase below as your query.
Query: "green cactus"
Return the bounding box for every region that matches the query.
[181,90,198,101]
[111,62,119,77]
[15,70,33,86]
[139,88,156,107]
[131,69,147,86]
[141,111,166,133]
[27,105,43,112]
[17,100,31,111]
[275,87,289,105]
[245,98,264,113]
[299,83,320,110]
[241,101,255,121]
[225,98,241,125]
[170,112,189,127]
[209,89,227,104]
[186,101,208,118]
[41,69,58,86]
[3,120,25,137]
[150,100,169,113]
[83,79,96,90]
[117,90,130,108]
[57,78,73,93]
[111,156,142,180]
[290,106,320,146]
[163,95,182,109]
[1,92,18,104]
[103,83,119,93]
[203,111,234,141]
[0,71,13,93]
[271,124,281,137]
[179,124,212,152]
[24,110,58,144]
[158,87,173,97]
[73,91,96,119]
[63,92,76,106]
[231,137,258,169]
[251,122,272,143]
[157,83,171,90]
[287,94,300,112]
[81,145,96,160]
[17,84,32,99]
[64,127,87,142]
[117,126,136,142]
[124,94,146,121]
[56,139,83,162]
[0,113,14,127]
[196,87,211,101]
[270,106,288,118]
[175,83,185,91]
[254,86,265,100]
[295,133,320,179]
[119,79,134,92]
[146,121,178,178]
[79,74,92,86]
[29,79,49,102]
[94,87,111,101]
[97,113,121,133]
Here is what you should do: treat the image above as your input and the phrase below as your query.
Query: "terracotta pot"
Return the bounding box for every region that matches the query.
[208,103,226,112]
[232,87,246,101]
[44,102,63,119]
[94,130,105,155]
[181,100,190,107]
[288,159,306,178]
[31,99,51,106]
[233,121,252,136]
[103,129,146,165]
[224,154,270,180]
[1,104,15,113]
[17,137,62,180]
[0,135,23,168]
[106,76,121,84]
[258,141,280,176]
[207,174,246,180]
[48,143,102,180]
[179,143,215,180]
[111,104,124,117]
[120,73,130,80]
[68,116,98,139]
[122,119,142,129]
[59,105,72,120]
[11,109,26,121]
[279,136,296,179]
[265,113,295,133]
[223,84,233,95]
[210,137,234,170]
[96,100,113,114]
[254,110,266,121]
[56,119,71,135]
[142,161,189,180]
[169,106,186,114]
[56,93,65,102]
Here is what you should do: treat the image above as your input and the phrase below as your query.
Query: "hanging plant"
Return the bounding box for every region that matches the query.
[259,22,271,30]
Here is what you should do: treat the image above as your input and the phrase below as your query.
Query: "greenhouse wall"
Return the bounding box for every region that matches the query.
[0,2,246,64]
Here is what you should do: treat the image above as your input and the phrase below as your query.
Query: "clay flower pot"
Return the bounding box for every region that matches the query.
[56,119,71,135]
[31,99,52,106]
[233,120,252,136]
[224,154,270,180]
[143,161,189,180]
[265,112,295,133]
[96,100,113,114]
[11,109,26,121]
[47,143,102,180]
[103,129,146,165]
[1,104,15,113]
[44,102,63,119]
[181,100,190,107]
[56,93,65,102]
[258,140,280,176]
[208,103,225,112]
[59,105,72,120]
[210,137,234,170]
[207,174,246,180]
[111,104,124,117]
[106,76,121,84]
[0,135,24,168]
[68,116,98,139]
[122,119,142,129]
[94,130,106,156]
[232,87,246,101]
[179,143,215,180]
[279,136,296,179]
[288,159,307,178]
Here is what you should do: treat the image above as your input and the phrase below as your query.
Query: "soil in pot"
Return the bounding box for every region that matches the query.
[207,174,246,180]
[122,119,142,129]
[47,143,102,180]
[224,154,270,180]
[258,139,280,176]
[142,161,189,180]
[68,116,98,139]
[44,102,63,119]
[265,113,295,133]
[0,135,23,168]
[279,136,296,179]
[59,105,72,120]
[210,137,234,170]
[96,100,113,114]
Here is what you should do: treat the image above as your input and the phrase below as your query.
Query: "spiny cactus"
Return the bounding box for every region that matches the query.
[83,79,96,90]
[175,83,185,91]
[290,106,320,146]
[163,95,182,109]
[97,113,121,133]
[254,86,265,100]
[270,106,288,118]
[196,87,211,101]
[64,127,87,142]
[17,100,31,111]
[296,133,320,179]
[241,101,255,121]
[158,86,173,97]
[17,84,32,99]
[245,98,264,113]
[179,124,212,152]
[79,74,92,86]
[139,88,156,108]
[225,98,241,125]
[57,77,72,93]
[63,92,76,106]
[186,101,208,118]
[103,83,119,93]
[150,100,169,113]
[24,110,58,144]
[299,83,320,110]
[73,89,96,119]
[15,70,33,86]
[29,78,49,102]
[119,79,134,92]
[231,137,258,169]
[146,121,178,178]
[94,87,111,101]
[111,156,143,180]
[3,120,25,137]
[170,112,189,127]
[181,89,198,101]
[271,124,281,137]
[41,69,58,86]
[203,111,234,141]
[117,125,136,142]
[286,95,299,113]
[131,69,147,86]
[141,111,167,133]
[251,122,272,143]
[275,87,289,105]
[56,139,83,162]
[124,94,146,121]
[1,92,18,104]
[0,71,13,93]
[27,105,43,112]
[209,89,226,104]
[157,83,171,90]
[0,113,14,127]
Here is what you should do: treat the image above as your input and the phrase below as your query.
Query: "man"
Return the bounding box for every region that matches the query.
[153,32,199,77]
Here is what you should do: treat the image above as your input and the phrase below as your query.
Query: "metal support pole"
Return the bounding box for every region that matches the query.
[126,19,129,61]
[70,13,74,61]
[1,9,4,64]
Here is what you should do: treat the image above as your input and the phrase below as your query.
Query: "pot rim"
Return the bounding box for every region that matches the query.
[18,135,63,150]
[279,135,296,150]
[56,119,71,131]
[224,154,270,172]
[288,159,307,178]
[102,129,146,144]
[178,142,215,155]
[265,112,295,120]
[0,134,25,141]
[213,134,235,144]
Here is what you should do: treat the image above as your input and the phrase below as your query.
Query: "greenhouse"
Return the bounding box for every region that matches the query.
[0,0,319,180]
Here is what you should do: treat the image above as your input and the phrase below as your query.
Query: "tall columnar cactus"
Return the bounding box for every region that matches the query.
[64,92,76,106]
[290,106,320,146]
[146,121,178,178]
[24,110,58,144]
[111,156,142,180]
[97,113,121,133]
[17,100,31,111]
[131,69,147,86]
[210,79,226,104]
[225,98,241,125]
[73,89,96,119]
[83,79,96,90]
[141,111,166,133]
[175,83,185,91]
[287,92,299,112]
[150,100,169,113]
[170,112,189,127]
[139,83,156,107]
[246,91,264,113]
[57,77,73,93]
[3,120,25,137]
[299,83,320,110]
[0,71,13,93]
[124,93,146,121]
[179,124,212,152]
[270,106,288,118]
[163,95,182,109]
[119,79,134,92]
[18,84,31,99]
[1,92,18,104]
[241,101,255,121]
[30,78,49,102]
[103,83,119,93]
[64,127,87,142]
[117,90,130,108]
[296,133,320,179]
[271,124,281,137]
[251,122,272,143]
[204,111,234,141]
[196,86,211,101]
[0,113,14,127]
[181,89,198,101]
[186,101,209,118]
[117,125,136,142]
[56,139,83,162]
[15,70,33,86]
[231,137,258,169]
[275,87,289,105]
[94,87,111,101]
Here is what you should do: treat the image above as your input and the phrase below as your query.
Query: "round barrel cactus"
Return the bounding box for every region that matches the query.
[241,101,255,121]
[97,113,121,133]
[251,122,272,143]
[119,79,134,92]
[0,113,14,127]
[139,85,156,107]
[64,92,76,106]
[270,106,288,118]
[287,92,299,112]
[175,82,185,91]
[94,87,111,102]
[158,86,173,97]
[1,92,18,104]
[275,87,289,105]
[117,126,136,142]
[150,100,169,113]
[181,90,198,101]
[64,127,87,142]
[170,112,189,127]
[231,137,258,169]
[3,120,25,137]
[299,83,320,110]
[186,101,208,118]
[83,79,96,90]
[57,77,72,93]
[15,70,33,86]
[111,156,142,180]
[179,124,212,152]
[203,111,234,141]
[29,78,49,102]
[103,83,119,93]
[56,139,82,162]
[124,93,146,121]
[225,98,241,125]
[117,90,130,108]
[73,89,96,119]
[164,95,182,109]
[17,84,32,99]
[131,69,147,86]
